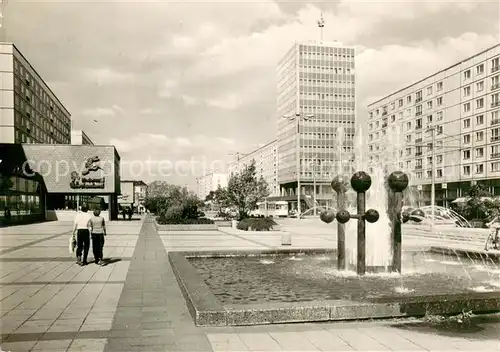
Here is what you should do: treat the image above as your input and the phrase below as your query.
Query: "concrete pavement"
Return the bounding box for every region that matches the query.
[0,217,499,351]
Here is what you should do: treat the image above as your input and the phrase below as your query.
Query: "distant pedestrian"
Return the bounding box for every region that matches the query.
[72,204,92,266]
[4,207,11,224]
[128,207,133,220]
[89,209,106,265]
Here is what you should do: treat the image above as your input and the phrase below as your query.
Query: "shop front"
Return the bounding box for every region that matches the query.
[0,143,121,225]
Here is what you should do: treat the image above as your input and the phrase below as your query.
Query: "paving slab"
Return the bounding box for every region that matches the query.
[2,215,500,351]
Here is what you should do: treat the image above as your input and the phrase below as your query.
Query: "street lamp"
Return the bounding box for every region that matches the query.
[283,113,314,219]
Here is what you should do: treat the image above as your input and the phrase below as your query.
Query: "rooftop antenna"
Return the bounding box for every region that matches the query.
[317,12,325,41]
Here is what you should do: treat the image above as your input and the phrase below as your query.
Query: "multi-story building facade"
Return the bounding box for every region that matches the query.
[367,43,500,206]
[228,140,279,196]
[134,180,147,210]
[0,43,71,144]
[196,172,229,200]
[71,130,94,145]
[276,40,356,207]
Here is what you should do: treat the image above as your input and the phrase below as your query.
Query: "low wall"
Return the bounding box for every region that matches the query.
[214,220,232,228]
[155,221,218,231]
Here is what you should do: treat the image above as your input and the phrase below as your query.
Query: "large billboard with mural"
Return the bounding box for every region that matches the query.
[21,145,120,194]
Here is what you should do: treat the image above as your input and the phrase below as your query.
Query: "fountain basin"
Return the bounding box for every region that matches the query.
[168,248,500,326]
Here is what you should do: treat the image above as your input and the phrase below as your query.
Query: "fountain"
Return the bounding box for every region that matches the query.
[321,170,420,274]
[168,173,500,327]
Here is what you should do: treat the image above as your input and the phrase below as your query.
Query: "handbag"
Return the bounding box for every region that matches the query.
[69,233,77,255]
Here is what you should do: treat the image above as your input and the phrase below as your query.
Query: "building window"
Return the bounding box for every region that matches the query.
[427,101,433,110]
[463,150,471,160]
[476,147,484,158]
[416,91,422,102]
[427,115,433,124]
[437,169,443,178]
[492,57,500,72]
[464,102,471,112]
[437,111,443,121]
[492,161,500,172]
[437,155,443,164]
[437,125,443,135]
[398,99,403,107]
[477,131,484,141]
[427,86,433,95]
[477,64,484,75]
[463,166,471,175]
[492,92,500,107]
[477,98,484,109]
[464,86,471,97]
[437,97,443,106]
[464,69,471,80]
[476,114,484,125]
[476,164,484,174]
[437,81,443,91]
[492,75,500,90]
[463,118,471,128]
[407,95,412,104]
[477,81,484,92]
[463,134,471,144]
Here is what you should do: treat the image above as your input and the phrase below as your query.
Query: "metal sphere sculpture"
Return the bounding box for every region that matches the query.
[365,209,380,223]
[350,171,372,193]
[336,210,351,224]
[387,171,409,193]
[320,209,336,224]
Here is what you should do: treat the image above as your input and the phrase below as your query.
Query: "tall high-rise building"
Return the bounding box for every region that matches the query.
[0,42,71,144]
[367,43,500,207]
[276,40,356,207]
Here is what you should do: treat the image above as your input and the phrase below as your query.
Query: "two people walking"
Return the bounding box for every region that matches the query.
[72,205,107,266]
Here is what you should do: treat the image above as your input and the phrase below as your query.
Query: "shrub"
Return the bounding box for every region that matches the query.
[158,205,183,224]
[237,217,277,231]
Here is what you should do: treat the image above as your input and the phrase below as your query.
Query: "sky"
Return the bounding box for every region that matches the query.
[5,0,500,190]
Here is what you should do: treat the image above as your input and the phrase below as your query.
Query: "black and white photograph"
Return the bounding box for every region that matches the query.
[0,0,500,351]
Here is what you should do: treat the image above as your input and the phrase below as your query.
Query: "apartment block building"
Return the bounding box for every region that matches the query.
[367,43,500,206]
[276,40,356,207]
[228,140,279,196]
[0,43,71,144]
[196,172,229,201]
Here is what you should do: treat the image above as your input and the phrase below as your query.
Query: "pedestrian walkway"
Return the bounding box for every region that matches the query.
[1,217,499,351]
[103,216,212,351]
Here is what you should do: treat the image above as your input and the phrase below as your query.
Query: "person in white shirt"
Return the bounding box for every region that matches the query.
[72,204,92,266]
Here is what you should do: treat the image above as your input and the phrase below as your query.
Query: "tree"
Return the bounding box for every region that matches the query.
[463,184,493,221]
[225,160,270,220]
[145,181,189,214]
